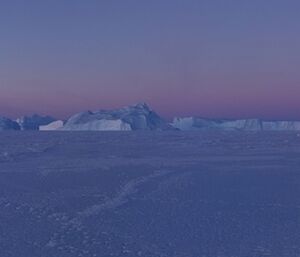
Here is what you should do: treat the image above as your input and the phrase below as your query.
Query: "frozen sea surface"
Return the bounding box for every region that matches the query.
[0,131,300,257]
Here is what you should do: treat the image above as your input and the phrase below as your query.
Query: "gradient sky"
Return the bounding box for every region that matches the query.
[1,0,300,120]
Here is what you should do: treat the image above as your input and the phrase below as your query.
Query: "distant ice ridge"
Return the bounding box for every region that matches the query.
[172,117,300,131]
[262,121,300,131]
[61,103,172,131]
[2,103,300,131]
[39,120,64,131]
[16,114,56,130]
[0,116,20,131]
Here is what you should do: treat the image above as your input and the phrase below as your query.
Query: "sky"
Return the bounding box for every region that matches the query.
[1,0,300,120]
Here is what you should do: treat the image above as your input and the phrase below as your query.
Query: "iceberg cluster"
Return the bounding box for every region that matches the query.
[2,103,300,131]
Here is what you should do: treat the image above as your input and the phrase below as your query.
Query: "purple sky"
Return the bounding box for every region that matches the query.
[1,0,300,120]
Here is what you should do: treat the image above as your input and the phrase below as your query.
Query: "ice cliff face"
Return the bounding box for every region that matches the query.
[16,114,56,130]
[172,117,300,131]
[62,118,131,131]
[0,116,20,131]
[172,117,262,131]
[61,103,172,131]
[218,119,262,131]
[262,121,300,131]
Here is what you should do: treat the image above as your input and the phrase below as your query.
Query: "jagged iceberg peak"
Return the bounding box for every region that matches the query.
[16,114,56,130]
[62,103,172,131]
[108,102,152,116]
[131,102,151,110]
[0,116,20,131]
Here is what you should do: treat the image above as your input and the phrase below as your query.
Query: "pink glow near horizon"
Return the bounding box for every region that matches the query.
[1,1,300,120]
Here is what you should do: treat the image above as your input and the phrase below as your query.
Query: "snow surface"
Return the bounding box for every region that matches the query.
[0,131,300,257]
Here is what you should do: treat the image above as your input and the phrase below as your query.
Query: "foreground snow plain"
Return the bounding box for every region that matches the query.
[0,131,300,257]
